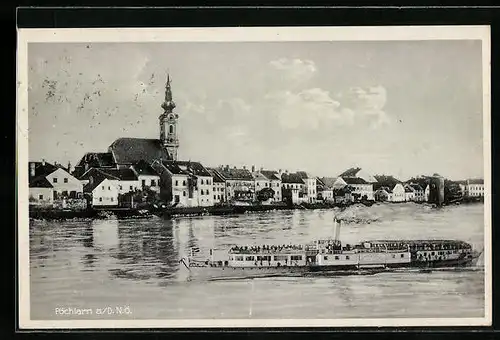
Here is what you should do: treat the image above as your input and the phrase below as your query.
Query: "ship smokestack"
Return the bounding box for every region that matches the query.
[333,216,341,242]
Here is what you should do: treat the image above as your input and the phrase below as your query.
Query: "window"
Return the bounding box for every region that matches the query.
[201,189,204,195]
[169,125,174,133]
[257,183,260,187]
[201,179,204,185]
[324,256,328,260]
[334,256,339,260]
[291,255,302,261]
[142,180,146,187]
[245,256,255,261]
[151,180,156,186]
[108,186,110,190]
[175,180,178,186]
[214,195,216,199]
[183,191,186,197]
[401,254,405,258]
[235,256,244,261]
[102,186,105,190]
[64,178,68,183]
[274,255,288,261]
[213,187,216,191]
[346,256,350,260]
[183,180,186,186]
[99,197,102,202]
[111,197,114,202]
[53,178,58,183]
[392,254,396,258]
[39,194,44,200]
[129,186,133,191]
[119,185,122,190]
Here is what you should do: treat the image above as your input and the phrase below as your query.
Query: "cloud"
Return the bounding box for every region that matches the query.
[264,88,352,130]
[340,86,390,129]
[267,58,317,88]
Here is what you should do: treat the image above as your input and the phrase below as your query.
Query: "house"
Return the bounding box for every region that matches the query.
[84,177,119,207]
[280,172,304,205]
[29,176,54,207]
[407,183,425,202]
[374,186,392,202]
[260,170,282,202]
[463,179,485,198]
[151,160,213,207]
[131,160,161,192]
[296,171,317,203]
[316,177,333,202]
[319,177,352,203]
[373,175,405,202]
[29,160,84,202]
[214,165,255,203]
[207,168,226,205]
[339,167,377,201]
[79,168,139,195]
[404,185,415,202]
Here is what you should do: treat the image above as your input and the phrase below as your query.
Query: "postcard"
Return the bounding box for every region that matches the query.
[17,25,491,329]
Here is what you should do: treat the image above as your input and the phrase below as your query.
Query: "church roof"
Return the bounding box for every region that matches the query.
[343,177,368,185]
[319,177,339,189]
[99,168,138,181]
[373,175,401,190]
[109,138,170,165]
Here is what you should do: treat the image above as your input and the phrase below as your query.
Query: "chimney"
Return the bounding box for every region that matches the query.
[279,169,282,174]
[251,165,255,173]
[89,175,94,186]
[30,163,35,177]
[243,165,246,170]
[234,166,237,169]
[285,169,289,174]
[42,159,46,166]
[67,161,71,173]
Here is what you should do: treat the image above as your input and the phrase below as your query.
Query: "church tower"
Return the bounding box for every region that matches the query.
[160,74,179,161]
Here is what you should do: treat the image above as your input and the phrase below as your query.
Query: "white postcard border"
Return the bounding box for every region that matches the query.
[17,25,492,329]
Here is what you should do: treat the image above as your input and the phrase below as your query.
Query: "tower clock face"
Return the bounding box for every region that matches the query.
[167,113,176,122]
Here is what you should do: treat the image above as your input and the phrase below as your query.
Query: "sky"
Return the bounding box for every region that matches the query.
[27,40,485,181]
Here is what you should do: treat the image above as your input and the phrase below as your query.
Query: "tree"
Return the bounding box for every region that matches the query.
[256,187,275,202]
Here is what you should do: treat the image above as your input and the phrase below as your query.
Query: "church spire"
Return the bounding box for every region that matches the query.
[161,73,176,112]
[159,72,179,161]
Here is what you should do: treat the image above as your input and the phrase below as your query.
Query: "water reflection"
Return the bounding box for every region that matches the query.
[29,203,486,320]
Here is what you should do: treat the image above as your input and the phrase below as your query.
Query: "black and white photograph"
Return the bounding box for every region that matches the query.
[17,26,491,328]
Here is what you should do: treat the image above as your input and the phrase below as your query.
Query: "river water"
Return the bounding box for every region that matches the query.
[29,203,486,320]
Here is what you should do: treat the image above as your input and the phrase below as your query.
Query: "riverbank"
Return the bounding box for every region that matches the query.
[28,200,484,221]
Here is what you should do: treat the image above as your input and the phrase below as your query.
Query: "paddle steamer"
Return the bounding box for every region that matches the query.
[180,218,482,281]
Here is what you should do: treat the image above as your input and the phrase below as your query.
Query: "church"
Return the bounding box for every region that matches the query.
[73,75,180,178]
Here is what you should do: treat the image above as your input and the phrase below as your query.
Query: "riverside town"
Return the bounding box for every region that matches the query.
[28,75,485,220]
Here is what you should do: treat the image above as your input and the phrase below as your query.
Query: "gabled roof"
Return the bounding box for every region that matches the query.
[109,138,170,165]
[409,183,424,192]
[404,185,415,193]
[281,172,305,184]
[100,168,138,181]
[79,167,120,181]
[76,152,116,168]
[83,176,110,193]
[206,168,225,183]
[373,175,401,190]
[343,177,368,185]
[28,161,58,178]
[162,161,212,177]
[260,170,281,181]
[131,160,159,177]
[296,171,313,179]
[29,175,53,188]
[340,167,361,177]
[319,177,338,189]
[375,186,392,194]
[252,172,268,181]
[216,167,254,181]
